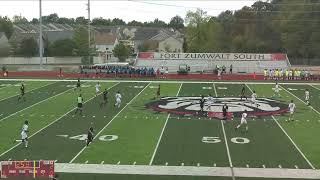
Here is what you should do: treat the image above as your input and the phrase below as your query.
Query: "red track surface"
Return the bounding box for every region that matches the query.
[0,71,264,80]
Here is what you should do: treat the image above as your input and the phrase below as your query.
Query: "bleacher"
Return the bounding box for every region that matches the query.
[134,52,291,73]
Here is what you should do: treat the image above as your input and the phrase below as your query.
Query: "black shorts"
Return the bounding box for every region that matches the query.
[223,113,227,120]
[78,103,83,108]
[77,83,80,88]
[21,92,25,96]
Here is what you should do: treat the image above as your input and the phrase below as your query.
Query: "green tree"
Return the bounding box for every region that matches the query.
[0,16,14,39]
[49,39,77,56]
[113,42,132,62]
[127,20,143,27]
[18,38,38,57]
[73,26,89,56]
[12,15,28,24]
[91,17,111,26]
[169,15,184,29]
[75,17,88,25]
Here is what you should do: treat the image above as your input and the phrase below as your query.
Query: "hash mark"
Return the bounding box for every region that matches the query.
[295,165,299,169]
[55,160,58,163]
[165,162,168,166]
[181,163,184,166]
[213,163,216,167]
[246,164,249,168]
[278,165,282,168]
[117,161,120,165]
[85,160,88,164]
[197,163,200,167]
[262,165,266,168]
[133,161,136,165]
[101,161,104,164]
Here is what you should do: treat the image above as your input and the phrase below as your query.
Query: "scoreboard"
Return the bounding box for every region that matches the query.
[1,160,54,178]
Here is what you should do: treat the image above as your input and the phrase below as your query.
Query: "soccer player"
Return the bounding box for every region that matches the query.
[305,89,310,106]
[240,84,247,101]
[75,94,84,115]
[251,90,259,107]
[155,84,160,99]
[114,91,122,108]
[199,95,205,114]
[75,78,81,92]
[206,94,215,111]
[86,127,94,146]
[18,120,29,148]
[235,110,248,132]
[95,82,101,96]
[272,82,280,97]
[100,89,109,108]
[17,82,26,102]
[288,100,296,122]
[222,103,228,123]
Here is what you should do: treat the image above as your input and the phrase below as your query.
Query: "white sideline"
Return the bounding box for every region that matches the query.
[0,82,120,158]
[149,83,183,165]
[2,78,320,85]
[280,85,320,116]
[54,163,320,179]
[0,81,55,102]
[69,82,151,163]
[272,116,316,169]
[0,84,73,123]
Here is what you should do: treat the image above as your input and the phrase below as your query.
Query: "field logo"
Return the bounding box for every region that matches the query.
[146,97,288,120]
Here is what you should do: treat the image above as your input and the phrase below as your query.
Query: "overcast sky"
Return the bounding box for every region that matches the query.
[0,0,258,23]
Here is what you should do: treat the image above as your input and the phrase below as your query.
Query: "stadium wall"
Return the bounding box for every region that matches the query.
[0,57,107,65]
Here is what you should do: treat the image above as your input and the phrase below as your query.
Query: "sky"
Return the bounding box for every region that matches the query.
[0,0,258,23]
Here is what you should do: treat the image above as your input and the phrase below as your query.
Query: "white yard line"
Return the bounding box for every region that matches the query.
[149,83,183,165]
[0,85,73,123]
[214,82,235,180]
[280,85,320,116]
[310,85,320,91]
[272,116,316,169]
[0,81,55,102]
[2,78,320,85]
[0,82,120,158]
[245,84,253,93]
[54,163,320,179]
[69,83,151,163]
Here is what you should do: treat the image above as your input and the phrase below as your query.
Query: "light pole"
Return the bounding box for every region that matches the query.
[39,0,43,68]
[87,0,91,64]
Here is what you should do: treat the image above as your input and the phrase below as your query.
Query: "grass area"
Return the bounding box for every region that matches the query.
[0,79,320,179]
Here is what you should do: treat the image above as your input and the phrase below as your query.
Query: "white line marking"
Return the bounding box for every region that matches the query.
[85,160,88,164]
[181,163,184,166]
[133,162,136,165]
[272,116,315,169]
[278,165,282,168]
[310,84,320,91]
[280,85,320,116]
[0,87,74,123]
[214,163,216,167]
[246,164,249,168]
[262,165,266,168]
[117,161,120,165]
[69,83,150,163]
[55,160,58,163]
[295,165,299,169]
[149,83,183,165]
[101,161,104,164]
[213,83,218,97]
[0,82,120,158]
[0,82,55,102]
[197,163,200,167]
[165,162,168,166]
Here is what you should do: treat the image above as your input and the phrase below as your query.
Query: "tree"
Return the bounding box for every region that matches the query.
[111,18,126,26]
[91,17,111,26]
[127,20,143,27]
[73,26,89,56]
[57,17,75,24]
[30,18,39,24]
[113,42,132,62]
[75,17,88,25]
[169,15,184,29]
[42,13,59,23]
[0,16,14,39]
[49,39,77,56]
[18,38,38,57]
[12,15,28,24]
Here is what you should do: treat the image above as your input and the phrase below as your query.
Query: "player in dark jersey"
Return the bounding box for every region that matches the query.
[240,84,247,101]
[86,127,94,146]
[100,89,109,108]
[75,94,84,115]
[74,78,81,92]
[17,83,26,102]
[222,103,228,123]
[199,95,205,114]
[156,84,160,99]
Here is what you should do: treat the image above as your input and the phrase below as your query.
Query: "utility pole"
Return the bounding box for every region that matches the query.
[87,0,91,64]
[39,0,43,68]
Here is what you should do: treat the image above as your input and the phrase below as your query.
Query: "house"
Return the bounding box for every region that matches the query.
[127,27,184,53]
[0,32,10,56]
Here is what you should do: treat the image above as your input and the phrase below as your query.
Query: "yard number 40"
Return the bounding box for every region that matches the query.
[202,137,250,144]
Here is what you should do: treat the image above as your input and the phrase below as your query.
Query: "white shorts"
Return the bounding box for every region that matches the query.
[116,98,121,104]
[21,132,28,140]
[240,119,247,124]
[305,96,309,101]
[289,111,294,115]
[275,89,279,93]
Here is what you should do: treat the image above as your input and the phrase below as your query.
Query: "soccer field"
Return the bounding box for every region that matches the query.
[0,79,320,180]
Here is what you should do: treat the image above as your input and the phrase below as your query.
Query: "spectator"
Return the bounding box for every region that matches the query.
[230,64,233,74]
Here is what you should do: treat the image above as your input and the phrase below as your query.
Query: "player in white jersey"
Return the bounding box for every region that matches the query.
[115,91,122,108]
[287,100,296,122]
[206,94,215,111]
[251,90,259,107]
[235,110,248,132]
[18,120,29,148]
[95,82,101,96]
[305,89,310,106]
[272,82,280,97]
